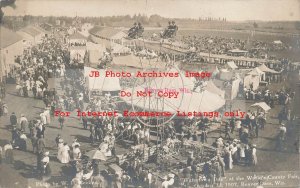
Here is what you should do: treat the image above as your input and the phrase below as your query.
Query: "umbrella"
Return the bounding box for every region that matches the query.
[85,149,107,161]
[250,102,271,112]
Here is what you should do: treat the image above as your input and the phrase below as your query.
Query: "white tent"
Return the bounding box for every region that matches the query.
[84,67,121,91]
[122,71,225,113]
[112,44,131,54]
[258,64,279,74]
[231,78,242,100]
[123,89,225,113]
[250,102,271,112]
[204,80,225,98]
[244,67,265,90]
[70,47,86,64]
[220,69,233,81]
[227,61,238,69]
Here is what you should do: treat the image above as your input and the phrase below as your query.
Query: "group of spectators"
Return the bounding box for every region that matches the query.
[182,35,291,60]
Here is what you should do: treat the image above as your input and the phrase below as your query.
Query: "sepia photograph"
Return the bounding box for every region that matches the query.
[0,0,299,187]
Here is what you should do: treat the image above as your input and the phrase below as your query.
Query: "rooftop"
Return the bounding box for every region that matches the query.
[89,26,125,39]
[18,25,45,37]
[0,26,23,49]
[69,32,87,40]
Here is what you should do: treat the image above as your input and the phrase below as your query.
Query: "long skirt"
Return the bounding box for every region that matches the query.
[252,154,257,166]
[60,151,70,164]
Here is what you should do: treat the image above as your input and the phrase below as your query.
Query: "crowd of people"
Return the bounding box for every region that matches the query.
[0,23,299,188]
[181,35,292,60]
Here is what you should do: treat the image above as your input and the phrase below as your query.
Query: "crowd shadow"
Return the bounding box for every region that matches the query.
[14,160,36,179]
[47,125,61,130]
[7,92,20,97]
[70,134,90,144]
[32,106,45,110]
[66,125,85,131]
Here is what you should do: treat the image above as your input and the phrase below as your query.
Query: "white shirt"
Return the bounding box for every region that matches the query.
[73,148,81,159]
[235,120,241,129]
[147,173,152,184]
[4,144,13,151]
[72,142,80,149]
[42,156,50,163]
[20,117,28,124]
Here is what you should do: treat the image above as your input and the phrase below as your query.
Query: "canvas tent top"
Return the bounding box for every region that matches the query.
[250,102,271,112]
[89,26,125,39]
[247,67,264,76]
[84,67,121,91]
[258,64,279,74]
[123,88,225,113]
[69,32,86,40]
[112,44,131,54]
[227,61,238,69]
[89,50,101,64]
[122,70,225,113]
[204,80,225,98]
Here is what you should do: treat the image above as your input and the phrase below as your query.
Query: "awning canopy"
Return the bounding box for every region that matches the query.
[258,64,279,74]
[247,67,264,76]
[204,80,225,98]
[227,61,238,69]
[250,102,271,112]
[122,70,225,113]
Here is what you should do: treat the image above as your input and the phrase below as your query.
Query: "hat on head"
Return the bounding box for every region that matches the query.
[168,174,175,178]
[44,151,49,156]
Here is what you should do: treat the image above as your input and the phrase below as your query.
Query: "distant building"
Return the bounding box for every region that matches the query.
[17,25,46,46]
[89,26,128,49]
[86,42,106,65]
[68,32,87,46]
[68,32,87,65]
[0,26,23,82]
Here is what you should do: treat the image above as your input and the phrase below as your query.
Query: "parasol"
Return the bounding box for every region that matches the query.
[85,149,107,161]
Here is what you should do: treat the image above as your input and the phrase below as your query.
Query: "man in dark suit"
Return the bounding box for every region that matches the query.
[10,112,17,126]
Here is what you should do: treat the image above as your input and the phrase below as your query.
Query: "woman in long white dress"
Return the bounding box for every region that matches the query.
[252,145,257,166]
[228,149,233,170]
[60,66,65,77]
[44,108,51,125]
[57,139,64,162]
[60,143,70,164]
[239,144,245,164]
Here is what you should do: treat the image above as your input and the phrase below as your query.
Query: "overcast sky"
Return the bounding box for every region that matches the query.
[4,0,300,21]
